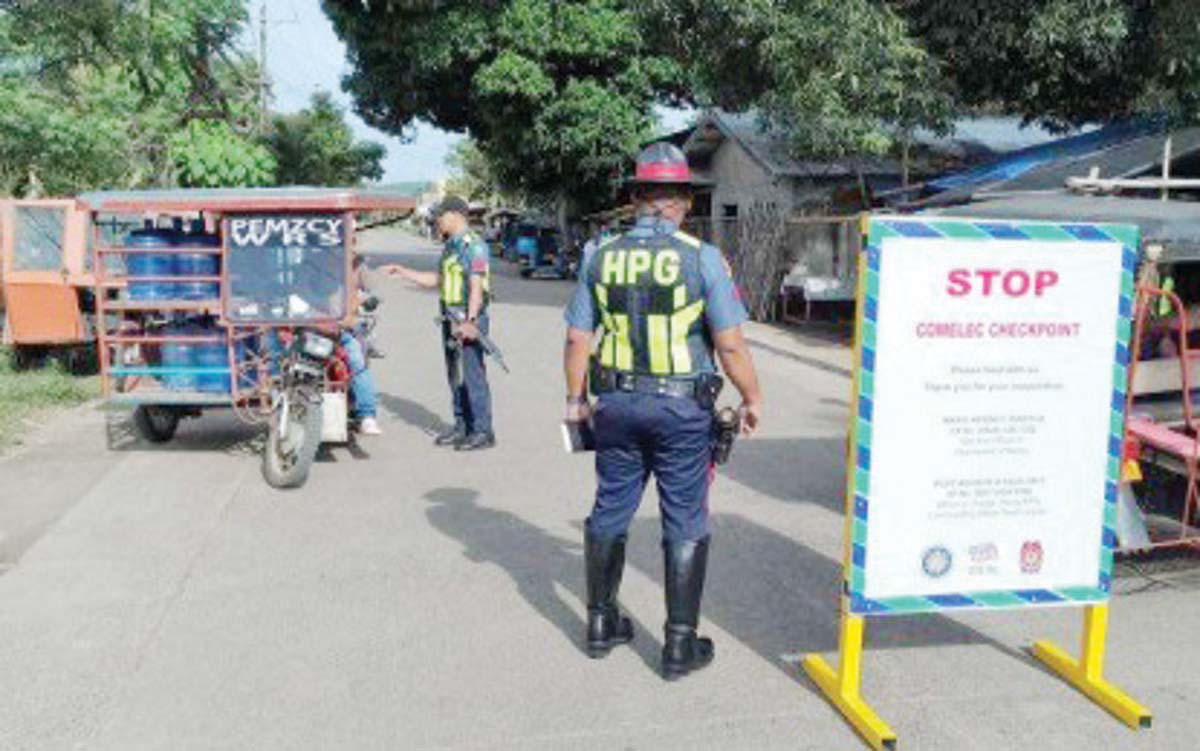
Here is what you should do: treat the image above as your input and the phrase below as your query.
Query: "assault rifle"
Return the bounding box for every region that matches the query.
[437,308,511,384]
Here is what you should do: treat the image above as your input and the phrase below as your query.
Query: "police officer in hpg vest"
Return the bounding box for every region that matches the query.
[382,195,496,451]
[562,143,764,680]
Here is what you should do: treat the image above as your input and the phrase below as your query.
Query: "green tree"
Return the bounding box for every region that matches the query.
[169,119,275,187]
[637,0,953,158]
[267,92,385,186]
[894,0,1200,130]
[0,0,265,195]
[324,0,685,218]
[444,139,509,206]
[637,0,1200,157]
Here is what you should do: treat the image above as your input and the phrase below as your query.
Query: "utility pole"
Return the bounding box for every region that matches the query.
[258,1,268,135]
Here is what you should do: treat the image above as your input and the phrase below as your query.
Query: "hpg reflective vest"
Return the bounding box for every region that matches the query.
[440,234,489,308]
[589,231,708,377]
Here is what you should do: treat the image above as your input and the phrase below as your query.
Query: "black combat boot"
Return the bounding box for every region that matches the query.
[585,529,634,658]
[434,422,467,447]
[661,536,714,681]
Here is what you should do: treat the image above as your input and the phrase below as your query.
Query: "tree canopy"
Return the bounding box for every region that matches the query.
[0,1,384,196]
[0,0,262,194]
[268,92,385,186]
[328,0,1200,211]
[895,0,1200,130]
[325,0,685,215]
[444,138,521,207]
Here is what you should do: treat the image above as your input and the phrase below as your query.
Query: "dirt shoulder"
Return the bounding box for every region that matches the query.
[0,349,98,454]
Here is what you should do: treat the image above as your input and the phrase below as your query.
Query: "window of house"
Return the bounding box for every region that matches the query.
[722,203,739,219]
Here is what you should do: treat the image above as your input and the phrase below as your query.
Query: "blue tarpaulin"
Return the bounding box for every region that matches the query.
[926,121,1158,193]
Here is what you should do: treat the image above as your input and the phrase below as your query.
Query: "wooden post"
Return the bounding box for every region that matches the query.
[1162,133,1172,202]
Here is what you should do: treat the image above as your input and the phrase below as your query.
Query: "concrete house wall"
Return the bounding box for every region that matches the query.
[704,137,794,214]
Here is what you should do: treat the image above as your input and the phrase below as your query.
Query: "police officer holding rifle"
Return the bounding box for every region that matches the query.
[562,143,763,680]
[382,195,497,451]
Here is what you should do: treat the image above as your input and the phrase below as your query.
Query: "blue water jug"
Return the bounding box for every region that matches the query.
[160,327,195,391]
[193,327,231,393]
[173,234,221,301]
[125,229,176,300]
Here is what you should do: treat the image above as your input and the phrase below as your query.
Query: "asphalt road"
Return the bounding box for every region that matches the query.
[1,228,1198,750]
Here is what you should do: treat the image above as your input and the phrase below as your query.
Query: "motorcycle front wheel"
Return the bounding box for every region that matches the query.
[261,393,323,489]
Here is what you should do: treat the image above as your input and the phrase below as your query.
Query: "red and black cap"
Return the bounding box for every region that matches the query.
[626,142,700,188]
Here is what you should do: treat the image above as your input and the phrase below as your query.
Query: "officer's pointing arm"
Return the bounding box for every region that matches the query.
[380,263,439,289]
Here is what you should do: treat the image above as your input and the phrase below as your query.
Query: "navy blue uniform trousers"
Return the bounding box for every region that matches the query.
[442,314,493,435]
[586,391,714,543]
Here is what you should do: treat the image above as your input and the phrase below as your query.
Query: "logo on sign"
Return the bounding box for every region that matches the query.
[921,546,953,578]
[1020,540,1044,574]
[969,542,998,563]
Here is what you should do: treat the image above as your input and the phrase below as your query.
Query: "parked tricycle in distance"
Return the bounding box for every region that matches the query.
[84,188,414,489]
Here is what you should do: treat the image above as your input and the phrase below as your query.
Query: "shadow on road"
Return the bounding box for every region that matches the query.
[720,437,846,512]
[377,391,448,437]
[747,339,852,379]
[423,486,661,672]
[104,410,261,455]
[621,513,1026,681]
[424,489,1025,687]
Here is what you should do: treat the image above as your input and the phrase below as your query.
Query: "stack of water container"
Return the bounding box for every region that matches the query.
[125,226,221,302]
[124,225,236,394]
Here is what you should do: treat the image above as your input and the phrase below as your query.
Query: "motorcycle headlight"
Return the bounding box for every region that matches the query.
[300,331,335,359]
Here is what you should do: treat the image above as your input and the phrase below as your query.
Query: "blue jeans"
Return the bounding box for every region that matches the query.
[443,315,493,435]
[341,331,377,418]
[586,391,714,543]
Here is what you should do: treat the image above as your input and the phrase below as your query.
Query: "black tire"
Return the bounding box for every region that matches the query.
[133,405,180,443]
[56,344,98,375]
[262,395,323,489]
[11,345,46,370]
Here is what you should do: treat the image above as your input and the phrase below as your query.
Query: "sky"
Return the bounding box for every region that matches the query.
[258,0,693,184]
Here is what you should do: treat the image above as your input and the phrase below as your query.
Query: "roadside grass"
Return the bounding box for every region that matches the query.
[0,347,98,449]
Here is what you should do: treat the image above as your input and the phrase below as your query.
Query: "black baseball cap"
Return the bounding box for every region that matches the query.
[433,195,470,218]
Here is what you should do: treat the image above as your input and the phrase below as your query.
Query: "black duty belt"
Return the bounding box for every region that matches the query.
[591,368,702,397]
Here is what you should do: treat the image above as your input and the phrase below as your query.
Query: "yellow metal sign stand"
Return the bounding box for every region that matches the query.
[1033,605,1153,729]
[803,601,1152,750]
[802,234,1152,749]
[801,246,897,750]
[802,612,896,750]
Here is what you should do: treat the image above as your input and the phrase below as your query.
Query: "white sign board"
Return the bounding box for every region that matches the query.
[847,217,1136,614]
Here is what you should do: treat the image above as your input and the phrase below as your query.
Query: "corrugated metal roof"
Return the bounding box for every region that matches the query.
[933,194,1200,260]
[991,128,1200,192]
[913,122,1200,208]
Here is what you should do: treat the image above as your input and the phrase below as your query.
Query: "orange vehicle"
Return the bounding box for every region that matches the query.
[0,199,94,364]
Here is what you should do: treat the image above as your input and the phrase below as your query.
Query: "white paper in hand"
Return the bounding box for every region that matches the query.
[561,420,596,453]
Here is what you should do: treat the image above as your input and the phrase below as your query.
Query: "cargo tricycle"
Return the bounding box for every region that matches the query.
[84,188,414,489]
